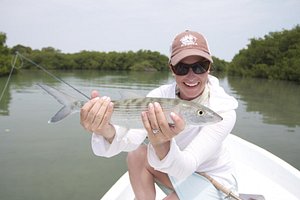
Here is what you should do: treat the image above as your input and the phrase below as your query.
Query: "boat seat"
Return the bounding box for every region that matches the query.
[239,193,265,200]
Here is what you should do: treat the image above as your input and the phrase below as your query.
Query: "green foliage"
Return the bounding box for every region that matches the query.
[0,31,169,75]
[229,25,300,82]
[11,44,32,54]
[211,56,229,72]
[0,32,12,76]
[5,46,169,72]
[130,60,156,71]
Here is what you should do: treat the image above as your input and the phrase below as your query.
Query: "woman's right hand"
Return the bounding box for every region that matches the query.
[80,90,116,143]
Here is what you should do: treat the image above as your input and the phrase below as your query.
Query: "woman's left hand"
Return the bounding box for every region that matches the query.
[141,102,185,146]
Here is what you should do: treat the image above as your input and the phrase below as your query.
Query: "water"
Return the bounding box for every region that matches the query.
[0,70,299,200]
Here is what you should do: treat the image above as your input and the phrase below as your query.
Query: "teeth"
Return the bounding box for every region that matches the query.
[185,82,198,87]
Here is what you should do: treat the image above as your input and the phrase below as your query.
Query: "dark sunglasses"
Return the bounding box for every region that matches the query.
[171,61,210,76]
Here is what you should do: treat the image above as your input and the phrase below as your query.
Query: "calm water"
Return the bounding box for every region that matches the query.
[0,70,299,200]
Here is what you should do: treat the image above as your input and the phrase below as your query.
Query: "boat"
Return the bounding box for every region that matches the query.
[101,134,300,200]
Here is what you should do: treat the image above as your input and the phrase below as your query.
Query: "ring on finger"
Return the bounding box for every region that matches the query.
[152,129,160,134]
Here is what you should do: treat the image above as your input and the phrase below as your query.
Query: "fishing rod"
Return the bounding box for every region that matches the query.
[16,52,90,99]
[198,172,242,200]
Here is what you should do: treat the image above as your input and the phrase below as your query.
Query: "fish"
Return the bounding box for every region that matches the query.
[38,84,223,128]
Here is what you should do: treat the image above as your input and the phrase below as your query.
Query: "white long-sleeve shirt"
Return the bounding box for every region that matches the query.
[91,75,238,188]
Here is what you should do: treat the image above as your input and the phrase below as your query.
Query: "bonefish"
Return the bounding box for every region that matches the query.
[38,84,222,128]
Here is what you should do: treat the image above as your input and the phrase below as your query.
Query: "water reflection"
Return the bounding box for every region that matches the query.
[228,76,300,128]
[0,79,11,116]
[73,70,172,91]
[0,69,299,200]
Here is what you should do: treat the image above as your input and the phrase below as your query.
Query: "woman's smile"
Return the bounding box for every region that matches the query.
[183,81,199,87]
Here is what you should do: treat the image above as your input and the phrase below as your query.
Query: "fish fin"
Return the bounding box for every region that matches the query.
[38,84,77,106]
[38,84,78,123]
[48,105,73,123]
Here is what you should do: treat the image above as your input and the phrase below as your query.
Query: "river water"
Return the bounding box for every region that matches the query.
[0,70,299,200]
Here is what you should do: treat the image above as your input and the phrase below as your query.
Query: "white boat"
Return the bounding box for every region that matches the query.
[101,134,300,200]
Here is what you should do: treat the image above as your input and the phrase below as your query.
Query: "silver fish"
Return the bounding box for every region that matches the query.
[38,84,222,128]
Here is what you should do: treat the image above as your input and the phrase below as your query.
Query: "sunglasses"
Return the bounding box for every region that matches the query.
[171,61,210,76]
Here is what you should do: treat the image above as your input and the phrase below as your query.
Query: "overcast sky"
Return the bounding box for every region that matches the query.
[1,0,300,61]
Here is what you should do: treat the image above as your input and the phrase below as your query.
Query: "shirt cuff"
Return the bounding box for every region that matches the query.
[91,125,128,157]
[147,139,180,172]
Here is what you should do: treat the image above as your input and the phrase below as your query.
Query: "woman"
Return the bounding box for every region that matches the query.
[80,30,239,199]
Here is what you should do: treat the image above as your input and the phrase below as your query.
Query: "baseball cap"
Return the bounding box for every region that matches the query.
[169,30,213,66]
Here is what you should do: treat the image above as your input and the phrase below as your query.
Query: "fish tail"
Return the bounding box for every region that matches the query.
[48,105,73,123]
[37,84,78,123]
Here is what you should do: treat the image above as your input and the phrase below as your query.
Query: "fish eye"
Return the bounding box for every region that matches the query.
[197,110,204,116]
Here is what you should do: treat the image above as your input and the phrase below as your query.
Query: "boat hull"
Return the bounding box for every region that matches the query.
[101,134,300,200]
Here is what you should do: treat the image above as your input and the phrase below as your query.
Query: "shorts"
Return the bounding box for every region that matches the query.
[168,173,235,200]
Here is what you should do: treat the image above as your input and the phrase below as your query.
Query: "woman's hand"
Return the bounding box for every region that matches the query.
[141,102,185,159]
[80,91,116,143]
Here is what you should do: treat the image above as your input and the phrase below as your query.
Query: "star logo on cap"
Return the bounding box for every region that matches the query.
[180,34,198,47]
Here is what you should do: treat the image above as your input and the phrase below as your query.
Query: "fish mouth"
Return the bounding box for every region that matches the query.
[184,82,199,87]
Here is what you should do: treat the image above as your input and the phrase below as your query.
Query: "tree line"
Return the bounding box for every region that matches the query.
[228,25,300,82]
[0,34,227,76]
[1,44,169,73]
[1,25,299,82]
[0,33,11,76]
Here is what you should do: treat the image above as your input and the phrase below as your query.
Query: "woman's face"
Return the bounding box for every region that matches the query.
[172,56,210,101]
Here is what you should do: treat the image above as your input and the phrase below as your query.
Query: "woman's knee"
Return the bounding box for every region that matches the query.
[127,145,147,167]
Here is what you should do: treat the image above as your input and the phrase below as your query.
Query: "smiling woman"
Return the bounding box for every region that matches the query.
[171,55,211,100]
[81,30,239,200]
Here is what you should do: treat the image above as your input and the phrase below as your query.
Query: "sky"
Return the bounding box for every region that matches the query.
[0,0,300,61]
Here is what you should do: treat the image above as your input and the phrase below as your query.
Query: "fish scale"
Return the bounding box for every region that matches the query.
[112,98,178,126]
[113,97,177,111]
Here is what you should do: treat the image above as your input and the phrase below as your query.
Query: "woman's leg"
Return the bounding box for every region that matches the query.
[127,145,179,200]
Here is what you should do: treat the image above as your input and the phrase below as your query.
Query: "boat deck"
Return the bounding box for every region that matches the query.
[227,135,300,200]
[101,134,300,200]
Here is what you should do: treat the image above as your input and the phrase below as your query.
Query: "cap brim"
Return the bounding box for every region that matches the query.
[170,49,213,65]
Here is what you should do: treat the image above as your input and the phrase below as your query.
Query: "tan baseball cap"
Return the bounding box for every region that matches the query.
[169,30,213,66]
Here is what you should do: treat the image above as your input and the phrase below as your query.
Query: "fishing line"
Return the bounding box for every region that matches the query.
[8,52,89,100]
[0,53,20,103]
[16,52,90,99]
